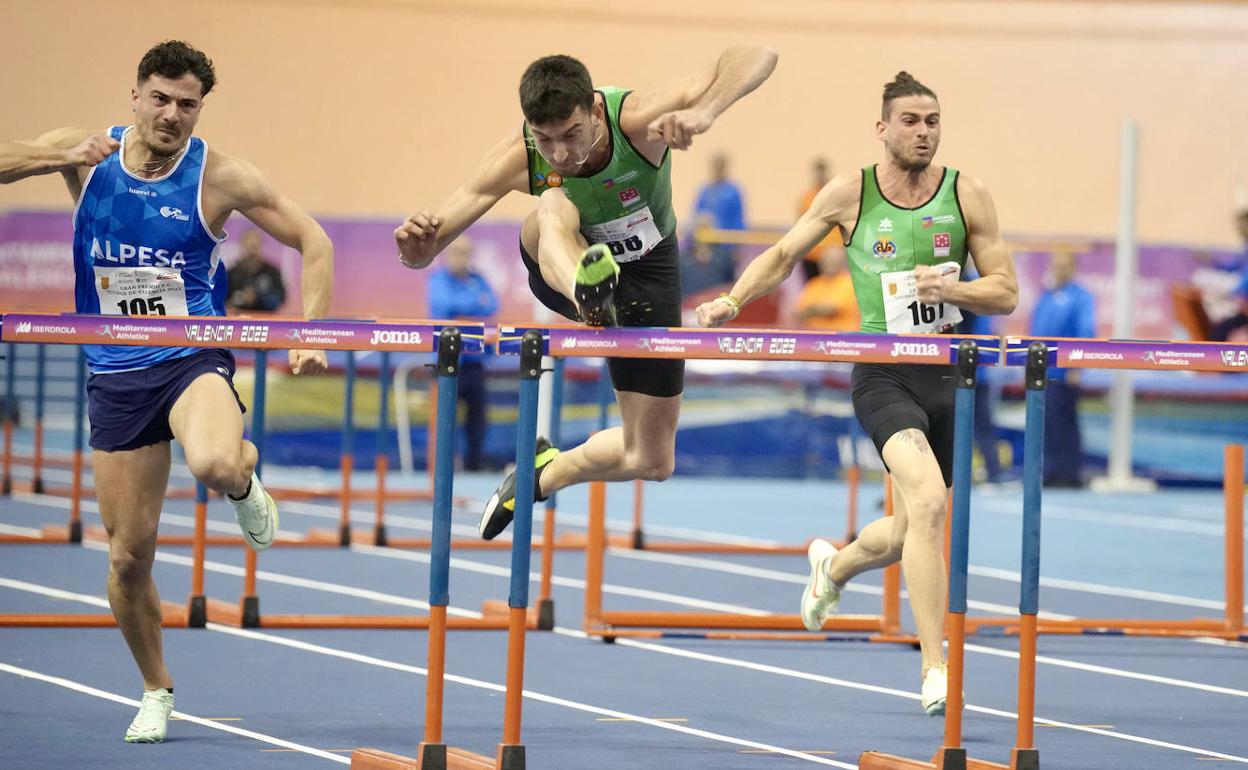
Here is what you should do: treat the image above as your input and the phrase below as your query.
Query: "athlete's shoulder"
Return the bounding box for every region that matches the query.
[954,170,992,199]
[815,170,863,214]
[200,143,273,209]
[202,143,251,183]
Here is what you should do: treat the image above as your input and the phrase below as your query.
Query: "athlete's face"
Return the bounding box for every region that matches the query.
[131,73,205,157]
[878,96,941,171]
[529,101,606,177]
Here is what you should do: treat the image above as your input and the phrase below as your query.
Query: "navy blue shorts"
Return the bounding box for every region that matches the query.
[87,349,246,451]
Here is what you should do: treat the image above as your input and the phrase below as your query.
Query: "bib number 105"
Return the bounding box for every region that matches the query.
[907,301,945,326]
[116,296,168,316]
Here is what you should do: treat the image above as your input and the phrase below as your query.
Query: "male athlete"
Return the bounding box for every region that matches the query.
[698,72,1017,715]
[0,40,333,741]
[395,47,777,538]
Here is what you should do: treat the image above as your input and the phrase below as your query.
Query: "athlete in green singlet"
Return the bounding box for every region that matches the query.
[395,47,778,539]
[698,72,1018,715]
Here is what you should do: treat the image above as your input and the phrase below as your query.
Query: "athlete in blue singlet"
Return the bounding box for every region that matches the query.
[0,40,334,744]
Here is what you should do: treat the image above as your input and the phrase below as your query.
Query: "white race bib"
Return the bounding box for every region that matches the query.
[94,266,189,317]
[581,206,663,264]
[881,261,964,334]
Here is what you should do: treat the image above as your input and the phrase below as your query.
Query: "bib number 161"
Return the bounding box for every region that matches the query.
[907,300,945,326]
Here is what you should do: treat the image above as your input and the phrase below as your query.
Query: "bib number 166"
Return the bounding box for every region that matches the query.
[603,235,644,257]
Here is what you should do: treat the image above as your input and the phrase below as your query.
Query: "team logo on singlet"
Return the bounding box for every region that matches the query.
[872,237,897,259]
[618,187,640,206]
[533,172,562,189]
[100,277,110,290]
[921,214,957,228]
[933,232,951,257]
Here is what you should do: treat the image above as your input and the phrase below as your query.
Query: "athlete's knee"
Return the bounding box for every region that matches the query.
[109,543,155,587]
[624,448,675,482]
[884,529,907,560]
[521,210,541,254]
[905,487,947,541]
[537,187,579,227]
[185,448,246,492]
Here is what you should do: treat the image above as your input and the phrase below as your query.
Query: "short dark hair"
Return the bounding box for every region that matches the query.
[519,55,594,126]
[137,40,216,97]
[882,71,937,120]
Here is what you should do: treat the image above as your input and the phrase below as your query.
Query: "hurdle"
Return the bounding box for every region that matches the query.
[0,342,90,544]
[499,324,999,642]
[0,313,525,632]
[545,355,864,555]
[352,329,547,770]
[963,336,1248,642]
[861,340,1045,770]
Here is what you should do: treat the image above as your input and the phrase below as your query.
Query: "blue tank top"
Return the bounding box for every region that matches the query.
[73,126,227,373]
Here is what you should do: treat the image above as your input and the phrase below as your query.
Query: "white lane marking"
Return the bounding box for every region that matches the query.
[964,643,1248,698]
[0,579,855,768]
[0,661,350,764]
[8,562,1248,763]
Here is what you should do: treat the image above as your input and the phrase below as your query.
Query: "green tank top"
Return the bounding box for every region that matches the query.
[526,87,676,262]
[846,165,969,333]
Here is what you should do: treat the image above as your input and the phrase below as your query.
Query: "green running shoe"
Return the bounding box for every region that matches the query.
[574,243,621,327]
[480,438,560,540]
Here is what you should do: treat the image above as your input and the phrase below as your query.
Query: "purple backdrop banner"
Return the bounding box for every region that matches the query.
[0,210,538,322]
[1,209,1238,337]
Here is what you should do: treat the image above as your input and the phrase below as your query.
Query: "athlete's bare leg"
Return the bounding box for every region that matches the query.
[521,187,589,302]
[95,443,174,691]
[538,390,680,493]
[828,428,948,676]
[168,374,255,498]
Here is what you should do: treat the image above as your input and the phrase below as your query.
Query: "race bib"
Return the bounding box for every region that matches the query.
[94,266,189,317]
[581,207,663,264]
[881,261,964,334]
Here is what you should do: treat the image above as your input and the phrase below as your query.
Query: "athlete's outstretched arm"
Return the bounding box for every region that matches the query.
[697,174,855,327]
[395,133,530,269]
[214,155,334,374]
[621,44,779,152]
[915,174,1018,315]
[0,128,112,188]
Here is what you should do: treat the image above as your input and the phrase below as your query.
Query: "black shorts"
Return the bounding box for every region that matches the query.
[87,349,246,451]
[520,231,684,397]
[851,362,956,487]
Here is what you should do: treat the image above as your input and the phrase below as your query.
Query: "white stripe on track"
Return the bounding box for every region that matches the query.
[0,661,350,764]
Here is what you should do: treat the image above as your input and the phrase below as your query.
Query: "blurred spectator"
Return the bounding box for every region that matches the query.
[794,246,858,331]
[1030,252,1096,488]
[797,157,844,282]
[428,237,498,471]
[226,229,287,312]
[682,152,744,296]
[1208,210,1248,341]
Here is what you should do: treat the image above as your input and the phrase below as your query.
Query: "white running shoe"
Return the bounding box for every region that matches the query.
[124,688,174,743]
[230,472,277,551]
[921,665,949,716]
[799,538,842,632]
